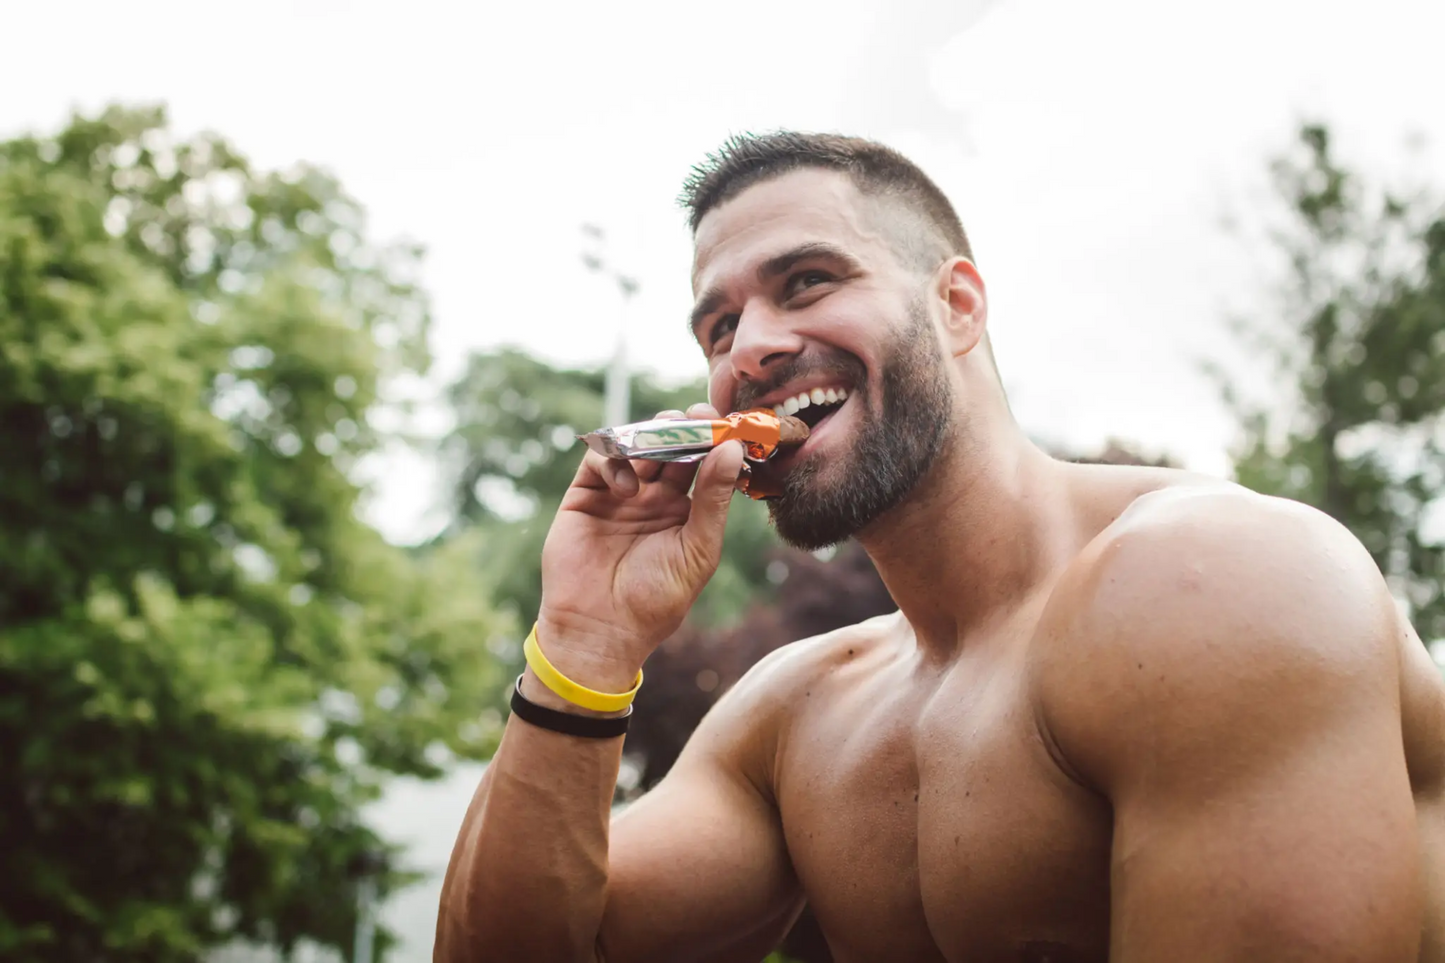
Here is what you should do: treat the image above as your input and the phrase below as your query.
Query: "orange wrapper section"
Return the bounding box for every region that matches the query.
[710,409,809,461]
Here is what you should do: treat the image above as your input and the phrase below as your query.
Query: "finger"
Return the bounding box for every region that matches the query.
[571,449,609,490]
[679,441,744,572]
[633,458,664,483]
[658,457,703,493]
[576,450,640,498]
[600,455,640,497]
[686,402,720,419]
[655,409,685,420]
[573,450,623,492]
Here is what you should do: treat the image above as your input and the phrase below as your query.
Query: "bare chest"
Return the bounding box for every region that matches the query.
[775,659,1112,963]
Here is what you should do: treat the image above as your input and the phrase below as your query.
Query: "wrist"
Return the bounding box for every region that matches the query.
[518,667,631,718]
[529,618,646,702]
[533,615,649,693]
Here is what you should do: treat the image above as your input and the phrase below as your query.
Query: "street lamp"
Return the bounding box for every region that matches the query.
[347,849,386,963]
[581,224,640,427]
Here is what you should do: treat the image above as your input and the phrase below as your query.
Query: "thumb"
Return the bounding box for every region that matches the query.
[680,441,745,566]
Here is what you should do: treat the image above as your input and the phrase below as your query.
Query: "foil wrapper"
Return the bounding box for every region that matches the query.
[578,409,808,499]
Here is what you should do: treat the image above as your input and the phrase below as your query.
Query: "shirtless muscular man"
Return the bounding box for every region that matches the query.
[436,132,1445,963]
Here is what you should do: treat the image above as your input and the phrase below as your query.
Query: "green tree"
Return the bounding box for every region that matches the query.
[1216,123,1445,645]
[0,106,506,962]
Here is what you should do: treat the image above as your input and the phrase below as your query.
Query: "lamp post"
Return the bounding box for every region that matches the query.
[347,849,386,963]
[581,224,640,427]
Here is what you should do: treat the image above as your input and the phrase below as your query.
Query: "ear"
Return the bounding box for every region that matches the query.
[934,257,987,359]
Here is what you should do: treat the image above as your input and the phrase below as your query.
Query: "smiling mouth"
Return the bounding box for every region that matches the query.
[799,400,845,440]
[765,397,849,467]
[768,387,850,430]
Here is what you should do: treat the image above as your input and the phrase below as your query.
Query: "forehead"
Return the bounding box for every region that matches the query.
[690,169,890,292]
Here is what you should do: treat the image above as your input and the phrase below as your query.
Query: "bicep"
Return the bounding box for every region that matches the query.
[1037,491,1427,961]
[598,723,803,963]
[1108,699,1421,963]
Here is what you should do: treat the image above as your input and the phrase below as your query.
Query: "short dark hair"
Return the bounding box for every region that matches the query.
[679,131,973,270]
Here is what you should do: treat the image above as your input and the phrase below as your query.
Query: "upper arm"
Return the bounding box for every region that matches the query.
[1039,490,1422,963]
[597,649,806,963]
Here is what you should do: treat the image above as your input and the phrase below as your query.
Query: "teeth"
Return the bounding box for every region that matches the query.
[770,387,850,417]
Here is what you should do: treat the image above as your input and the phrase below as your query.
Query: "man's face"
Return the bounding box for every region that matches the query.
[690,170,955,549]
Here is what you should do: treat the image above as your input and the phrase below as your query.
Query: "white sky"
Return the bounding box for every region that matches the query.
[7,2,1445,956]
[6,0,1444,543]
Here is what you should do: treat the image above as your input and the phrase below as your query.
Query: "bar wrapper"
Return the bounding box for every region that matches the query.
[579,409,808,499]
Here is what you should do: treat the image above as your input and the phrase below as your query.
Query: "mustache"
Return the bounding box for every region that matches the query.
[734,352,867,410]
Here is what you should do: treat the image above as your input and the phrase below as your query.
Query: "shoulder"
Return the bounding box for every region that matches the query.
[1051,483,1393,624]
[683,612,902,785]
[1032,485,1404,790]
[1038,483,1397,662]
[716,610,902,716]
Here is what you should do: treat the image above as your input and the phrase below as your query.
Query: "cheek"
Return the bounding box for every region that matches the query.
[706,361,734,412]
[820,302,893,365]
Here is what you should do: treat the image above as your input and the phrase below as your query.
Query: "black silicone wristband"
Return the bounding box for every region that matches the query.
[509,676,632,739]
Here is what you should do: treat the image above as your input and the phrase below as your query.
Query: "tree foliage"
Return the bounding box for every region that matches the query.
[1217,124,1445,644]
[0,106,506,962]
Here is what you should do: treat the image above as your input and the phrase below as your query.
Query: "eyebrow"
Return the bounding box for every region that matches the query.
[688,241,862,343]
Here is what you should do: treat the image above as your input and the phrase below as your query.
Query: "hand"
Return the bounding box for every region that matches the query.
[535,403,745,690]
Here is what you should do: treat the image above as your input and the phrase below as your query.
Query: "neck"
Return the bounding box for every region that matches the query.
[857,404,1074,657]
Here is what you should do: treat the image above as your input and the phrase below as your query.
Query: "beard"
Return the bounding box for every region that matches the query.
[760,300,954,550]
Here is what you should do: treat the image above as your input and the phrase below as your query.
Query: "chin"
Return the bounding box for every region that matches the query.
[767,458,869,551]
[767,419,948,551]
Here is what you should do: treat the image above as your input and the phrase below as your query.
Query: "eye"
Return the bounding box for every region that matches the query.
[787,269,833,297]
[708,314,740,351]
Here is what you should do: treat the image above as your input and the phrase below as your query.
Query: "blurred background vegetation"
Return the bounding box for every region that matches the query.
[2,105,1442,963]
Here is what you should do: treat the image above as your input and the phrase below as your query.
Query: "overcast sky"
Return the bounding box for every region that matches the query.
[7,1,1444,956]
[7,0,1444,543]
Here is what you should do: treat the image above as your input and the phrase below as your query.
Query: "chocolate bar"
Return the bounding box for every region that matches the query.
[578,409,809,499]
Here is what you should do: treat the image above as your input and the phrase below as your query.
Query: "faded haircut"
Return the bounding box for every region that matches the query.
[678,131,974,272]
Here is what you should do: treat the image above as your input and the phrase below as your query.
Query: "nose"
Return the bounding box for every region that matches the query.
[728,300,805,383]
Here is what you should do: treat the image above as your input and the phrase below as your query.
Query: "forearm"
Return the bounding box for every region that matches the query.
[436,426,746,962]
[436,668,630,963]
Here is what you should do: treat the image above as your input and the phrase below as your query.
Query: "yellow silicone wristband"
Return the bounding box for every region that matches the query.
[523,624,643,713]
